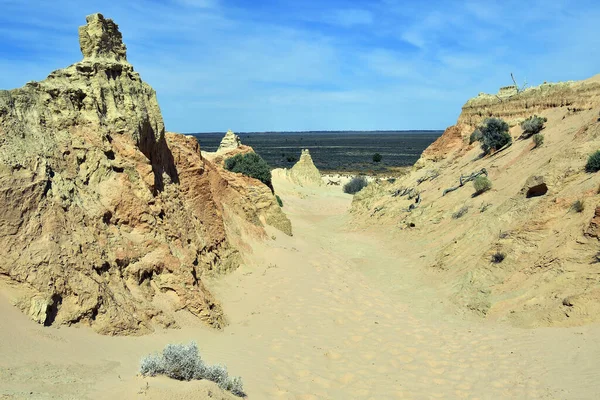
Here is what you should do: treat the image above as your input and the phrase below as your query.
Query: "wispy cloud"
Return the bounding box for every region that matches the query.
[1,0,599,131]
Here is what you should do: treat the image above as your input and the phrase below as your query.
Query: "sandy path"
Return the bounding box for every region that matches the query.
[1,182,600,399]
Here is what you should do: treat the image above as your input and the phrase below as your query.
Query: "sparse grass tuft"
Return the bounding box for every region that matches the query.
[452,206,469,219]
[585,150,600,173]
[140,342,245,397]
[572,199,585,213]
[343,176,368,195]
[473,176,492,196]
[491,252,506,263]
[479,202,492,213]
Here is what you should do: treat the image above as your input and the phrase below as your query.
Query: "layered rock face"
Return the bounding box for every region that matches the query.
[288,149,322,187]
[418,76,600,166]
[351,74,600,328]
[0,14,288,334]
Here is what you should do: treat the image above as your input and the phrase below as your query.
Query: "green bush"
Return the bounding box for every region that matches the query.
[521,115,547,138]
[473,176,492,195]
[532,133,544,148]
[225,152,272,186]
[343,176,368,194]
[585,150,600,172]
[480,118,511,154]
[372,153,383,163]
[275,195,283,207]
[469,128,482,144]
[140,342,245,397]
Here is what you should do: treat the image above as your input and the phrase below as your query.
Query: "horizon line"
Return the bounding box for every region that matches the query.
[188,129,445,135]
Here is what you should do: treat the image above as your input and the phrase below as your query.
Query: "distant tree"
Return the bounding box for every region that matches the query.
[372,153,383,163]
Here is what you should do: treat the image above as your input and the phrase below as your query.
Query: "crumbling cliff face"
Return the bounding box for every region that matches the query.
[417,76,600,166]
[351,75,600,328]
[0,13,289,335]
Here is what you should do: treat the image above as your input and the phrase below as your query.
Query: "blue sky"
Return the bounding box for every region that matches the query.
[1,0,599,132]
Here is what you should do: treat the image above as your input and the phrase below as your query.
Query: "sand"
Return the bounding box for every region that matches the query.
[2,177,600,399]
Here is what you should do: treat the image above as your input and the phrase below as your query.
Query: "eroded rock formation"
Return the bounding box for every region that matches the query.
[217,130,242,153]
[287,149,322,187]
[0,13,289,334]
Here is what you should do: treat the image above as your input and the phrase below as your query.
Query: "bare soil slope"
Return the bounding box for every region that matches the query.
[352,76,600,328]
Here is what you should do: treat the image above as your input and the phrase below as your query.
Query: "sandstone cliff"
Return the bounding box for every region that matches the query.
[0,13,290,334]
[351,74,600,327]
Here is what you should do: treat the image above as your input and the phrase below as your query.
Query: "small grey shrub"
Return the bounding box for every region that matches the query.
[480,118,511,154]
[469,128,483,144]
[532,133,544,148]
[473,176,492,196]
[140,342,245,397]
[452,206,469,219]
[343,176,368,194]
[521,115,547,138]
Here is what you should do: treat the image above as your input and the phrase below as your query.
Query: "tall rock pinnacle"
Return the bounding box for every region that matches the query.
[78,13,127,61]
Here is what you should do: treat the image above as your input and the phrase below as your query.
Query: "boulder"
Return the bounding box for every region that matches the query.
[521,175,549,198]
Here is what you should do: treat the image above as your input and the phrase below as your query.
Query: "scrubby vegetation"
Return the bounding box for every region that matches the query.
[572,200,585,213]
[469,128,482,144]
[521,115,547,138]
[452,206,469,219]
[372,153,382,163]
[479,202,492,213]
[140,342,245,397]
[491,252,506,263]
[532,133,544,148]
[343,176,368,194]
[276,195,283,207]
[225,152,272,187]
[473,176,492,195]
[480,118,511,154]
[585,150,600,172]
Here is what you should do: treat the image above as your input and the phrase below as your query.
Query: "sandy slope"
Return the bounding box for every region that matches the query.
[2,179,600,399]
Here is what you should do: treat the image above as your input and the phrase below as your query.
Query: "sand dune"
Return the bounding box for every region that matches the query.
[2,178,600,399]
